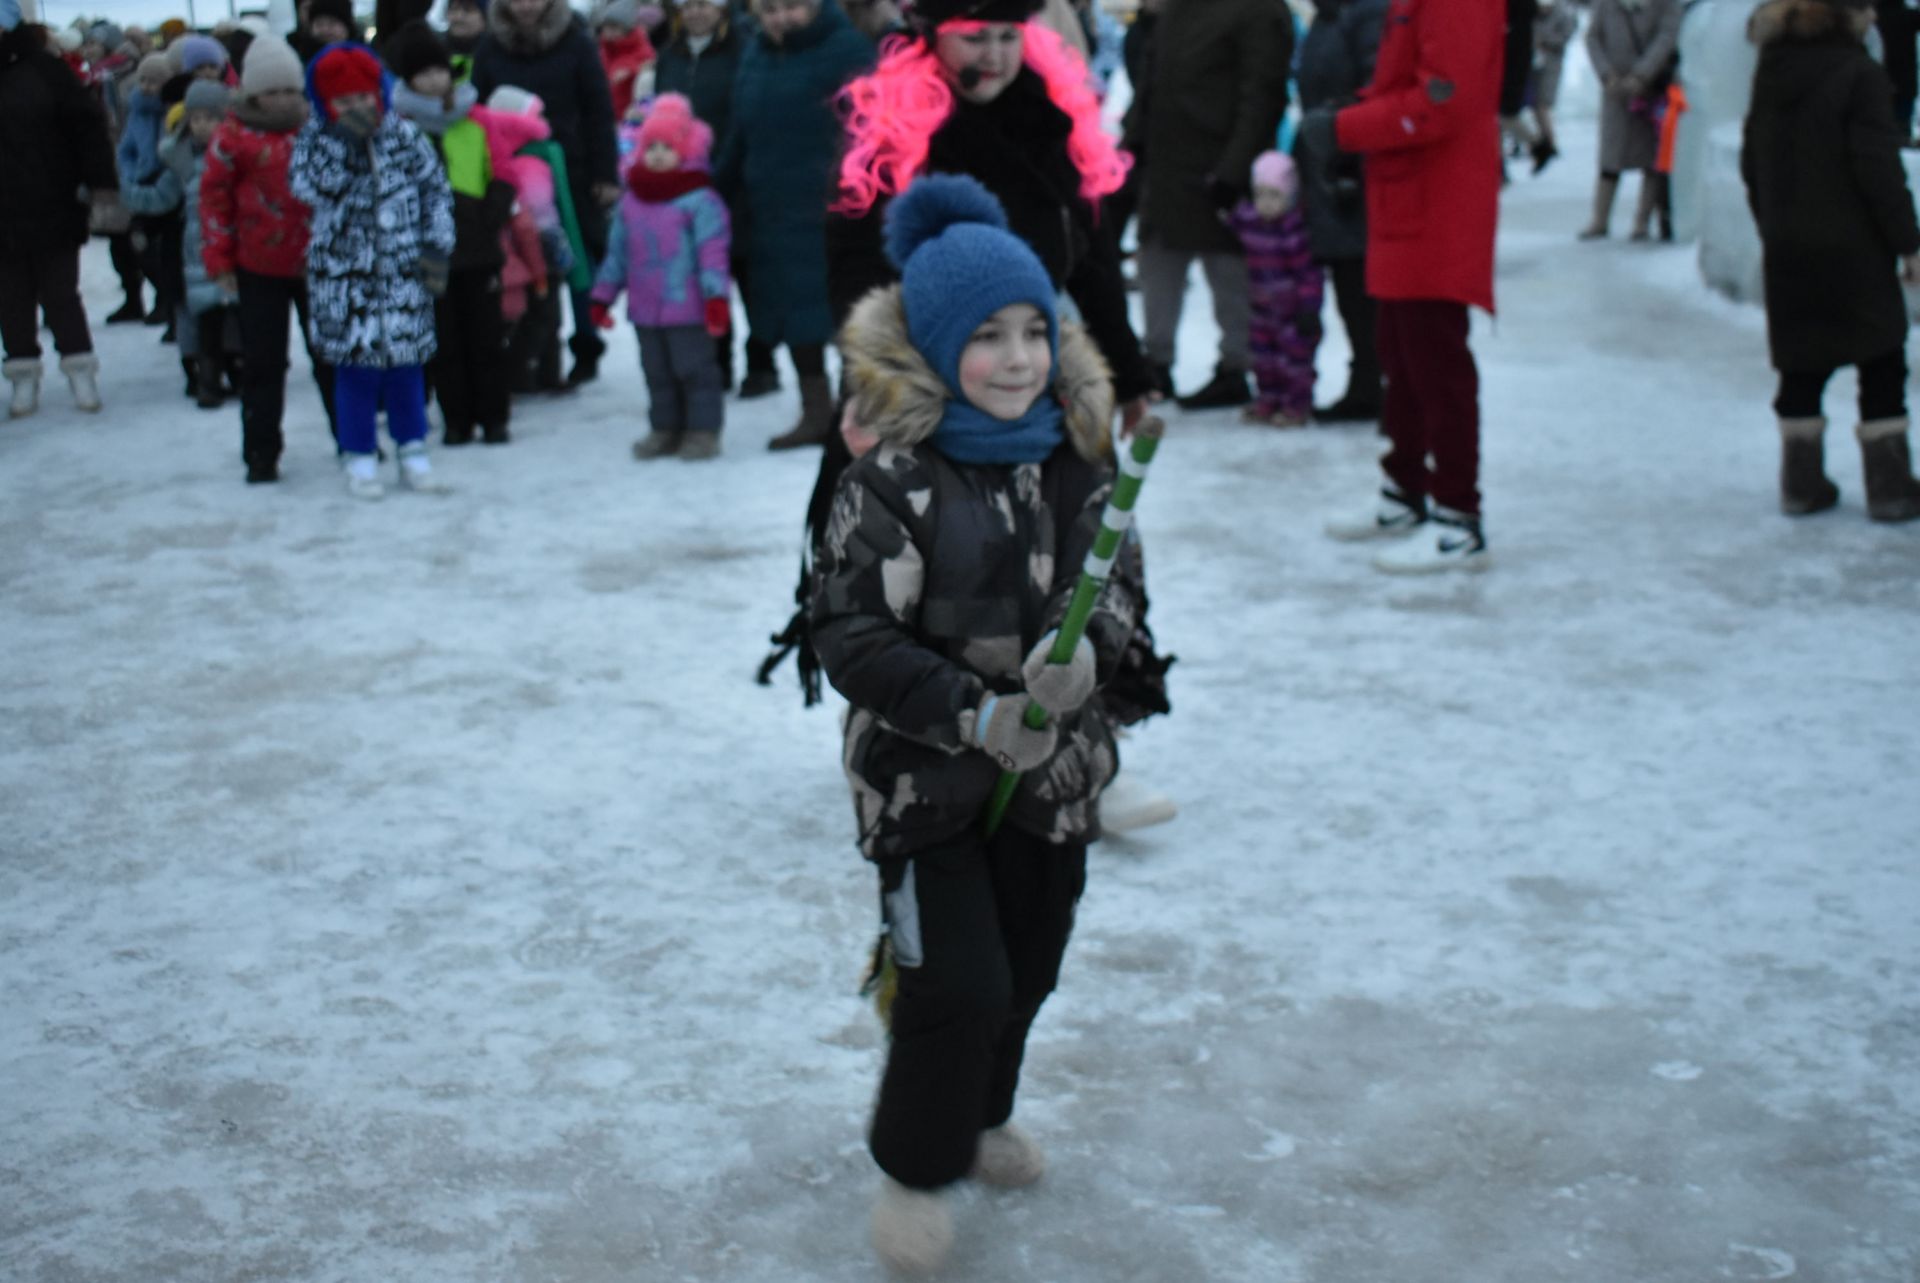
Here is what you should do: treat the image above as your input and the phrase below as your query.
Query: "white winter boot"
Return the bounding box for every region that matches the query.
[870,1178,953,1275]
[343,453,385,500]
[970,1122,1047,1188]
[1325,485,1428,541]
[1372,504,1490,574]
[4,357,41,419]
[60,353,101,412]
[1098,769,1178,834]
[396,441,450,493]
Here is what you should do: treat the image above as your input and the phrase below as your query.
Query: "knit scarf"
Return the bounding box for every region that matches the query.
[930,390,1064,466]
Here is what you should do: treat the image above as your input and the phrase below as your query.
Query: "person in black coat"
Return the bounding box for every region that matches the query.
[1743,0,1920,522]
[472,0,622,385]
[1874,0,1917,136]
[1,17,118,418]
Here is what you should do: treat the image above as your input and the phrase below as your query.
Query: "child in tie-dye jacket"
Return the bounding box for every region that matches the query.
[1229,150,1324,427]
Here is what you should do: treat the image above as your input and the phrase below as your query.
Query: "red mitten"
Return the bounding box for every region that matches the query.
[704,296,729,338]
[589,301,617,330]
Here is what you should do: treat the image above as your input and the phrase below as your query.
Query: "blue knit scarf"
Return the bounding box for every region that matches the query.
[929,392,1065,465]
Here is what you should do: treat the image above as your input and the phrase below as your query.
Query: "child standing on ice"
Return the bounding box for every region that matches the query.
[289,42,456,499]
[810,174,1141,1275]
[588,93,730,460]
[1229,150,1323,428]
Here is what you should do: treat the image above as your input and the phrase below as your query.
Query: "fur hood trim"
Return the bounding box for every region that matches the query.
[489,0,577,56]
[1749,0,1870,45]
[838,285,1114,465]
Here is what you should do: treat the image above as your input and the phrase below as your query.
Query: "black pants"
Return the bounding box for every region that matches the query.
[0,247,91,360]
[870,827,1087,1190]
[108,231,144,304]
[1774,348,1908,422]
[790,341,826,379]
[508,285,563,390]
[429,268,509,439]
[1328,256,1381,407]
[237,269,338,466]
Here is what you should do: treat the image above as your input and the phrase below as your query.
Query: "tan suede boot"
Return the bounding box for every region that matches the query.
[767,374,834,451]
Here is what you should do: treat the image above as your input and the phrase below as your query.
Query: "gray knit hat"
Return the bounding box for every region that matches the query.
[184,78,232,115]
[592,0,640,30]
[241,36,305,96]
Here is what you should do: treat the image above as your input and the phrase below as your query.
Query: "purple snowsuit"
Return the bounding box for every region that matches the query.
[1230,201,1324,418]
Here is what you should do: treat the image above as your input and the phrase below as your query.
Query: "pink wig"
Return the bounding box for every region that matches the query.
[834,20,1130,217]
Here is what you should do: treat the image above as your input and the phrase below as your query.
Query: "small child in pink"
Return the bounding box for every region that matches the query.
[1229,151,1325,427]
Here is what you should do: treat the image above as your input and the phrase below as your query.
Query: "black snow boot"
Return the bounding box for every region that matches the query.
[1315,393,1382,423]
[1147,362,1175,400]
[196,354,225,409]
[1858,418,1920,522]
[1778,416,1839,516]
[1176,364,1252,411]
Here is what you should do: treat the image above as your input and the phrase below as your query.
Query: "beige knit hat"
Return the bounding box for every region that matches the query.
[241,35,305,96]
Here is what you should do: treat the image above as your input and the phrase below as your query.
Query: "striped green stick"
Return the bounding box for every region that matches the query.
[982,415,1166,837]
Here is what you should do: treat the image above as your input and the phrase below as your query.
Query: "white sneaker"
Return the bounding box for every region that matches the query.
[1325,487,1428,541]
[970,1122,1046,1187]
[4,358,40,419]
[344,453,385,500]
[1372,505,1489,574]
[870,1178,953,1275]
[60,353,101,412]
[1098,768,1178,833]
[396,442,450,493]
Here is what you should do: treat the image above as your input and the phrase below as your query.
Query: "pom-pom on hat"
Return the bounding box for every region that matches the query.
[312,44,384,108]
[241,35,304,96]
[1251,149,1297,200]
[386,20,451,83]
[884,173,1058,395]
[176,32,228,70]
[636,92,711,167]
[183,77,232,114]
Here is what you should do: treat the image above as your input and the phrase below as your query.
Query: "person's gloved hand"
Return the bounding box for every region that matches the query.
[589,300,617,330]
[330,103,379,141]
[418,249,449,298]
[704,296,729,338]
[1205,173,1245,218]
[1020,632,1096,716]
[969,692,1058,772]
[1300,107,1340,160]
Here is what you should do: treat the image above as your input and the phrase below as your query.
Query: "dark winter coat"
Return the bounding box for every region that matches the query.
[825,68,1153,402]
[1335,0,1503,313]
[1293,0,1387,262]
[716,0,872,347]
[1742,0,1920,373]
[812,288,1139,861]
[1138,0,1294,255]
[471,0,620,261]
[655,22,744,150]
[289,91,457,368]
[0,25,117,258]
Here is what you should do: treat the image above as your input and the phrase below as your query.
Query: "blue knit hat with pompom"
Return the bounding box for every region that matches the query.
[885,174,1058,396]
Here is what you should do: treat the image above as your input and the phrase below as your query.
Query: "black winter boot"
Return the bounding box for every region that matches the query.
[1778,416,1839,516]
[1176,364,1252,411]
[196,355,225,409]
[1858,418,1920,522]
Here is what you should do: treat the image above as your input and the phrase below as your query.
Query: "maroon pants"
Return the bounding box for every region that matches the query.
[1377,298,1481,515]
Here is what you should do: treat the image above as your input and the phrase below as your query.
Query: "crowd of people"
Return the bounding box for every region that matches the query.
[4,0,1920,1264]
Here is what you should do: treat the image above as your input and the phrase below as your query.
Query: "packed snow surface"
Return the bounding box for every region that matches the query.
[4,132,1917,1282]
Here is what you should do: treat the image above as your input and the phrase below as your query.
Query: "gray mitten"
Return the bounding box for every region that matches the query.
[1020,632,1095,715]
[969,693,1058,772]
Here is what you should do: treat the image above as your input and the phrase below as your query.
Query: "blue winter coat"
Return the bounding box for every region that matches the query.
[116,88,166,185]
[715,0,871,347]
[289,46,456,368]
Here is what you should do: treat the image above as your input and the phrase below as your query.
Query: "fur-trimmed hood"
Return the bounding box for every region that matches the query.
[489,0,578,56]
[838,284,1114,465]
[1749,0,1871,45]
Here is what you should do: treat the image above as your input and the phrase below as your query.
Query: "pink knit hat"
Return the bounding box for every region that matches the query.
[1251,149,1297,200]
[636,93,712,168]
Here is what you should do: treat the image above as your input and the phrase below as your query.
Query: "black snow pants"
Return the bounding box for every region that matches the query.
[428,267,509,442]
[238,269,338,467]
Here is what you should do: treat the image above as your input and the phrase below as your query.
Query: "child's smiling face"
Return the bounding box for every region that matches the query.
[957,302,1051,422]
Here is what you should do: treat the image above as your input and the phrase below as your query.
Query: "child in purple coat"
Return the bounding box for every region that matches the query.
[588,93,732,461]
[1230,151,1324,427]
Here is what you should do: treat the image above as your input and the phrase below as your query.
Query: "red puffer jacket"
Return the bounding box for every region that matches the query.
[199,106,313,280]
[1335,0,1503,314]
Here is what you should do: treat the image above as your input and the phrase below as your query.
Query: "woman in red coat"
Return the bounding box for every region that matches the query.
[1313,0,1503,573]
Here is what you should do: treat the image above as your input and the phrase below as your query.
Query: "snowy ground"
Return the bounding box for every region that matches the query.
[5,128,1918,1283]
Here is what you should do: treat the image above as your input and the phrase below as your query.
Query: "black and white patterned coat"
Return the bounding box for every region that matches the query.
[289,112,455,369]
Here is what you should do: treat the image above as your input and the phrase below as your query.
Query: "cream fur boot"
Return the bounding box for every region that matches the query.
[970,1122,1047,1187]
[870,1178,953,1275]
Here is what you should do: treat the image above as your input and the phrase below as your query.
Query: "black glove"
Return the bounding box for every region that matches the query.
[1205,173,1245,214]
[329,104,380,142]
[1300,107,1340,160]
[419,249,450,298]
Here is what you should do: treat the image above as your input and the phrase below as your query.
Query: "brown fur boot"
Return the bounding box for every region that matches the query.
[1778,416,1839,515]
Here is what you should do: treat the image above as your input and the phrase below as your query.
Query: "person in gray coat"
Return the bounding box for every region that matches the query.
[1293,0,1386,420]
[1581,0,1682,239]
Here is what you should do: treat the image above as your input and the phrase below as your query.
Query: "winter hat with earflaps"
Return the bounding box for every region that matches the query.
[176,33,229,72]
[240,36,304,96]
[885,174,1064,464]
[636,92,710,167]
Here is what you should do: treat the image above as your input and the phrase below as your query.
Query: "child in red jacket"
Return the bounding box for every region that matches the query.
[200,36,339,483]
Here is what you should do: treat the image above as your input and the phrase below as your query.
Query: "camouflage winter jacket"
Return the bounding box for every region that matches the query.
[811,286,1143,862]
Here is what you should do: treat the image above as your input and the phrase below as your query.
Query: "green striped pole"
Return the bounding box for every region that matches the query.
[983,415,1165,837]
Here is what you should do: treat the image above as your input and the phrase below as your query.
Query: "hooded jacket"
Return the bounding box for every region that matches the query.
[201,94,314,280]
[288,43,457,367]
[1742,0,1920,372]
[810,287,1140,861]
[116,86,168,184]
